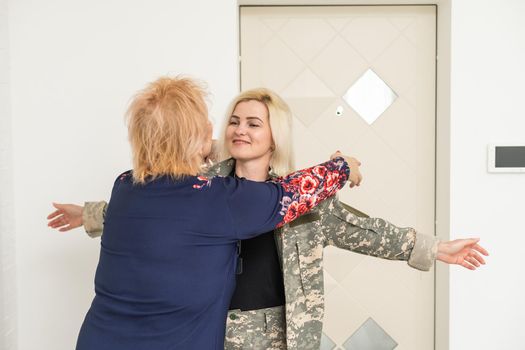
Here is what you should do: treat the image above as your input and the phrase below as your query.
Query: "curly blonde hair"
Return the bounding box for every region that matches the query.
[126,76,209,183]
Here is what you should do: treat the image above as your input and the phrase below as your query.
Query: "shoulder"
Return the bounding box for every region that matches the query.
[313,196,337,217]
[192,175,242,192]
[204,158,236,177]
[117,170,132,181]
[111,170,133,188]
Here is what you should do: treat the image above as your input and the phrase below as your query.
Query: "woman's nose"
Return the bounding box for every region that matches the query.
[234,124,247,136]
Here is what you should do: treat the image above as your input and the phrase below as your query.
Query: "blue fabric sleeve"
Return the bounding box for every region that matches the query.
[224,157,350,240]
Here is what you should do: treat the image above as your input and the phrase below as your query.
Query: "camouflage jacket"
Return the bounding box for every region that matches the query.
[83,159,439,350]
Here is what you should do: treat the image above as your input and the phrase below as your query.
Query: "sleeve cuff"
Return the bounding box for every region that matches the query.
[407,232,440,271]
[83,201,107,238]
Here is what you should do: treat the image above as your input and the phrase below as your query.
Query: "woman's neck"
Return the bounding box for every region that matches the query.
[234,158,271,182]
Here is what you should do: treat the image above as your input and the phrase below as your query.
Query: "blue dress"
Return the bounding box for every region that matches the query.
[76,159,349,350]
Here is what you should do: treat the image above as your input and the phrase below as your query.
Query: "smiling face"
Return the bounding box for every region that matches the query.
[225,100,274,164]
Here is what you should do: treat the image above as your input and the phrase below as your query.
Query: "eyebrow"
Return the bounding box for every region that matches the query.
[230,115,264,123]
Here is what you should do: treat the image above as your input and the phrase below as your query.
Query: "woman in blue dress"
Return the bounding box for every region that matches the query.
[73,77,350,350]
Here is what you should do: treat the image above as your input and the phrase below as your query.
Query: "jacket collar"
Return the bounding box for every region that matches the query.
[204,158,279,180]
[203,158,236,177]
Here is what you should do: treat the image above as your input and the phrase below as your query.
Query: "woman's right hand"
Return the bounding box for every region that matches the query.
[437,238,489,270]
[331,151,363,188]
[47,203,84,232]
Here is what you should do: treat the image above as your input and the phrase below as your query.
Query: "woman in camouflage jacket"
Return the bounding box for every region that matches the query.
[48,88,487,350]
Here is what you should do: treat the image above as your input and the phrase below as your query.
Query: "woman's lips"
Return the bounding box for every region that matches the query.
[232,140,250,145]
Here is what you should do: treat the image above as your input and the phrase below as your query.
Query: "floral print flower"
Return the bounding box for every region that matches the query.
[193,176,212,189]
[312,165,327,179]
[275,157,349,227]
[299,175,320,195]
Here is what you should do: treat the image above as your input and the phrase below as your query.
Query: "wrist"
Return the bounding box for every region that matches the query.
[436,242,446,262]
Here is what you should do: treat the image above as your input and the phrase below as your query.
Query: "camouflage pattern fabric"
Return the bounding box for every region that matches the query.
[82,201,107,238]
[82,158,439,350]
[225,306,286,350]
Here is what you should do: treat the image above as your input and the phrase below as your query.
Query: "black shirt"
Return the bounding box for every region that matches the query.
[228,173,286,311]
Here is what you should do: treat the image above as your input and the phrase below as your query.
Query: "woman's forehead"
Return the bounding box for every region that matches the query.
[232,100,268,119]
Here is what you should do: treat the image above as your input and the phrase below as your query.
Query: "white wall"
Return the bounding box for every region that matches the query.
[5,0,525,349]
[8,0,238,349]
[449,0,525,349]
[1,0,16,349]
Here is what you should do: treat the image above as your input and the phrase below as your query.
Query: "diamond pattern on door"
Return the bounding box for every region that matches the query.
[321,332,337,350]
[310,36,368,95]
[340,17,400,62]
[373,35,418,95]
[281,68,336,127]
[261,17,288,33]
[240,6,436,350]
[250,37,304,92]
[343,318,398,350]
[389,16,416,32]
[279,18,337,63]
[326,17,353,33]
[342,68,398,124]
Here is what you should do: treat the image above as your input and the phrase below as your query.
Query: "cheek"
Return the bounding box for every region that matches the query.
[259,129,274,148]
[224,128,235,152]
[225,127,234,141]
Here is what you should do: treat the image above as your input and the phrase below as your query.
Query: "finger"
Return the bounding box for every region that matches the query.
[51,221,69,231]
[52,202,66,210]
[460,260,476,270]
[472,244,489,256]
[330,152,342,160]
[469,251,486,265]
[465,256,480,267]
[48,220,64,228]
[51,215,70,227]
[461,238,480,246]
[58,225,74,232]
[48,216,63,226]
[47,210,62,220]
[48,215,68,227]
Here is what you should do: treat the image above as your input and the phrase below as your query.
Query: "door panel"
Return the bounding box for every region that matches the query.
[241,6,436,349]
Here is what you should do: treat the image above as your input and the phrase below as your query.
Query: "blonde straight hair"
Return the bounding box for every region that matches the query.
[220,88,294,176]
[126,76,209,184]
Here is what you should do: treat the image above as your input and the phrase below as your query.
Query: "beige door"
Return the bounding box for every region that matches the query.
[241,5,436,350]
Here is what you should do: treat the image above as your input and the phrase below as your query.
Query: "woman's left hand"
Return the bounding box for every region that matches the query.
[330,151,363,188]
[437,238,489,270]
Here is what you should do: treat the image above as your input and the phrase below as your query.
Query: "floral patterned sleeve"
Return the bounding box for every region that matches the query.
[271,156,349,227]
[221,157,349,240]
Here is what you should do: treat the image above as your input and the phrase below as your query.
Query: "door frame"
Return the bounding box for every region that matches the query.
[237,1,452,350]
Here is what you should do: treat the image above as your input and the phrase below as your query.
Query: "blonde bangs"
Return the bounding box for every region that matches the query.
[220,88,294,176]
[126,77,209,183]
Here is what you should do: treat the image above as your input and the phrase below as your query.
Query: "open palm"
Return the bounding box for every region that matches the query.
[437,238,489,270]
[47,203,84,232]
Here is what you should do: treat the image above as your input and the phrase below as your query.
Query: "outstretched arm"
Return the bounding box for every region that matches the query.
[321,198,488,270]
[47,201,107,238]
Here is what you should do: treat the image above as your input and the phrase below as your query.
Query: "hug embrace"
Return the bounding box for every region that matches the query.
[47,76,488,350]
